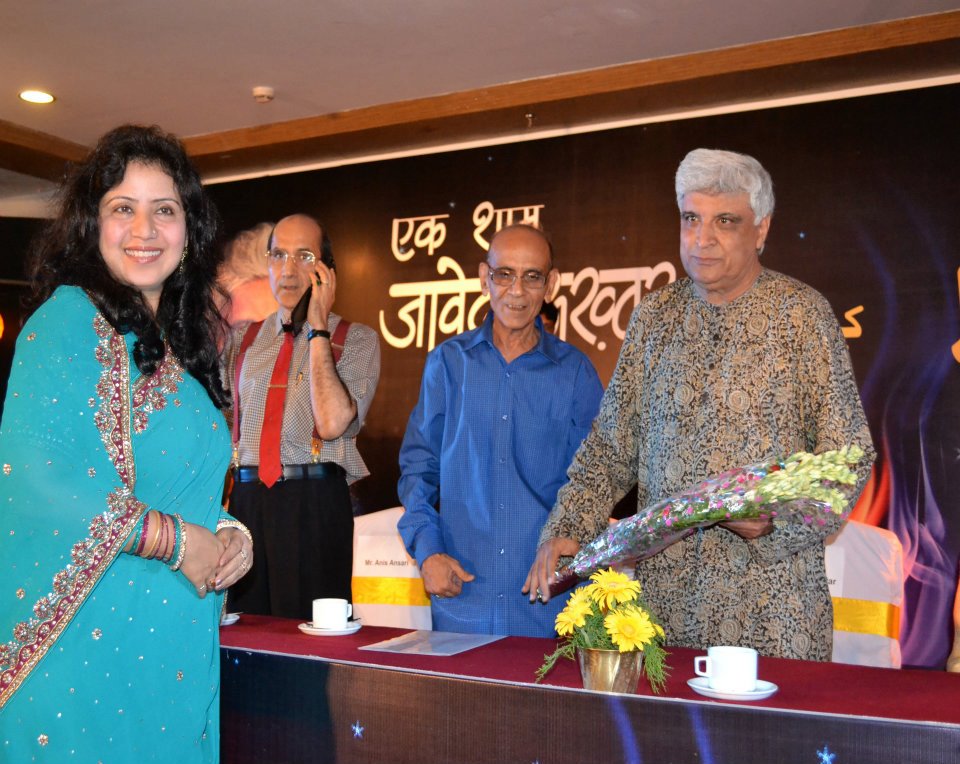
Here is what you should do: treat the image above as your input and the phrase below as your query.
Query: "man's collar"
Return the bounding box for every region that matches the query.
[533,315,561,364]
[271,311,294,335]
[464,312,495,350]
[270,309,341,337]
[467,313,560,364]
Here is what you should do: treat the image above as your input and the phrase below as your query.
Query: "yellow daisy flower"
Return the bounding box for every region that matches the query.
[604,606,658,652]
[580,582,599,602]
[566,586,593,609]
[568,598,593,620]
[555,604,588,636]
[588,568,641,610]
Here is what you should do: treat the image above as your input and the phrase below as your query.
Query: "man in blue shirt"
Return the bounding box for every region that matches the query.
[397,224,603,637]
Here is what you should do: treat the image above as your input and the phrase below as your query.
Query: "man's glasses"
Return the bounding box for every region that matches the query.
[266,248,317,268]
[486,265,547,290]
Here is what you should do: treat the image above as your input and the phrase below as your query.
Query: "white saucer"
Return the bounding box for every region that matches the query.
[298,620,362,637]
[220,613,240,626]
[687,677,778,701]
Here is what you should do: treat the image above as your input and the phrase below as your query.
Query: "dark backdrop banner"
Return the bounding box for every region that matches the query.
[0,85,956,668]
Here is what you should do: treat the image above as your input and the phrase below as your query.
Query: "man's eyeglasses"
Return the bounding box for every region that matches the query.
[266,248,317,268]
[486,265,548,290]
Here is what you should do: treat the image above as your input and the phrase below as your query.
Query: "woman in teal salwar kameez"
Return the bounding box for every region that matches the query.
[0,125,253,762]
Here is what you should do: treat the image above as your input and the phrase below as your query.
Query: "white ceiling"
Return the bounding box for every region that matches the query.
[1,0,957,214]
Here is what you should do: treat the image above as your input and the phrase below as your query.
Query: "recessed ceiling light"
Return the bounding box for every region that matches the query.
[19,89,55,104]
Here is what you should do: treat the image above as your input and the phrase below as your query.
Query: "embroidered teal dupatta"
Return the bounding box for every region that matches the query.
[0,287,231,761]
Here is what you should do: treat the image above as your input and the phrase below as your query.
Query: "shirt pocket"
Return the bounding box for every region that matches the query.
[515,416,574,500]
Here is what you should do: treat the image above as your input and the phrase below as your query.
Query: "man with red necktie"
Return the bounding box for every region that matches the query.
[224,214,380,619]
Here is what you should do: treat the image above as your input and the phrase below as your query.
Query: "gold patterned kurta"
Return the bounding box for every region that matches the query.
[542,269,875,660]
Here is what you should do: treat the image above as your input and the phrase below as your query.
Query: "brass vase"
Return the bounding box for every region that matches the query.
[577,647,644,693]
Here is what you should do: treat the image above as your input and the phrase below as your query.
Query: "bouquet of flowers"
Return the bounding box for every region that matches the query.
[550,446,865,596]
[536,567,669,693]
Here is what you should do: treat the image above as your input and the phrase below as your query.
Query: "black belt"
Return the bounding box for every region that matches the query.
[234,463,345,484]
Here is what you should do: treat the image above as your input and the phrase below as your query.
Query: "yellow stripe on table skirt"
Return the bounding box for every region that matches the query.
[832,596,901,639]
[352,576,430,607]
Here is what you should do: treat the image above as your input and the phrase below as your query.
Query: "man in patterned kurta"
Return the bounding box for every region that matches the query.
[525,149,875,660]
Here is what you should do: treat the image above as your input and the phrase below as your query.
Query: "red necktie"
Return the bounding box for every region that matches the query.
[258,329,295,488]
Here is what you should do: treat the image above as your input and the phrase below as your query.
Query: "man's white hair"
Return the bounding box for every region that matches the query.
[675,149,774,224]
[218,222,274,292]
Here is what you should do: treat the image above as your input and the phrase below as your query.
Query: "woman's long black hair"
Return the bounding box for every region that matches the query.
[25,124,230,409]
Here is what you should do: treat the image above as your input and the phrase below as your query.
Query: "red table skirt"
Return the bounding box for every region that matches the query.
[220,615,959,726]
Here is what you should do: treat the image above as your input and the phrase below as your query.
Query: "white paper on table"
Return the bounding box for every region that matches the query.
[358,630,504,656]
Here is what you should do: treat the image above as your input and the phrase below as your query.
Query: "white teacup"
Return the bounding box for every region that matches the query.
[693,645,758,693]
[312,598,352,630]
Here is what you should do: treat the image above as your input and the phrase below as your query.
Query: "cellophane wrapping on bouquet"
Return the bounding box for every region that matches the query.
[549,446,865,596]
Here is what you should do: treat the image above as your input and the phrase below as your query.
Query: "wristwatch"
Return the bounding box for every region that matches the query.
[307,329,331,341]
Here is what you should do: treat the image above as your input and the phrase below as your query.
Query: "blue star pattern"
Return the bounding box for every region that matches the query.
[352,721,364,739]
[817,745,836,763]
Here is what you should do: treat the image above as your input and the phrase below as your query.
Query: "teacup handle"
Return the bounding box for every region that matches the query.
[694,656,712,677]
[346,603,353,620]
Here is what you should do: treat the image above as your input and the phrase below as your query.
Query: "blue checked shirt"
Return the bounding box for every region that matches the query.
[398,315,603,637]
